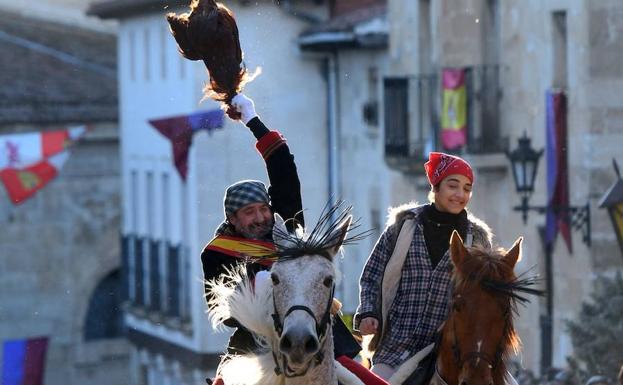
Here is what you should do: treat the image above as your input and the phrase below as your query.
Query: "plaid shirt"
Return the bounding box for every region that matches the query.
[355,205,480,367]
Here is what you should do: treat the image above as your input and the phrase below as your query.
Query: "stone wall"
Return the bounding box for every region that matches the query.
[0,123,128,385]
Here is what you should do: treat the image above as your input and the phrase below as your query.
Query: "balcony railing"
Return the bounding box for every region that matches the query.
[122,234,191,327]
[464,65,508,154]
[383,65,507,172]
[149,240,160,312]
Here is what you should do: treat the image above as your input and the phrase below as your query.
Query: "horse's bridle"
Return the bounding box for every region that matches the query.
[270,284,335,377]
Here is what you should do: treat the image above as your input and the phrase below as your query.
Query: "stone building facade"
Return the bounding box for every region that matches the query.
[382,0,623,373]
[0,8,127,385]
[81,0,623,382]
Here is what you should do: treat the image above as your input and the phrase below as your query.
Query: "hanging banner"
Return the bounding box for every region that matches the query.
[0,127,87,205]
[0,152,70,204]
[2,336,49,385]
[441,69,467,150]
[545,89,573,253]
[149,109,225,180]
[0,126,86,169]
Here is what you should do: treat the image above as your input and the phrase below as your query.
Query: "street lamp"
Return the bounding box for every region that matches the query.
[599,159,623,257]
[506,132,544,223]
[505,133,591,245]
[505,133,592,374]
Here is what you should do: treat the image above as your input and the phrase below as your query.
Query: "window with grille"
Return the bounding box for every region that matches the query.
[384,78,409,156]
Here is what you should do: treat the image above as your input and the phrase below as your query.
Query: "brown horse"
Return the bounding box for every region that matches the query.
[429,231,541,385]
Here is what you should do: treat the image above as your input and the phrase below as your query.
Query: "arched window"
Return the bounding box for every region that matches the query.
[84,269,124,340]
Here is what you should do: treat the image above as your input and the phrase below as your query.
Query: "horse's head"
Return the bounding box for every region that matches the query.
[444,231,533,385]
[268,211,352,377]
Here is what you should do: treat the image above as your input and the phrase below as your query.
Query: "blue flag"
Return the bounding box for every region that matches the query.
[2,337,49,385]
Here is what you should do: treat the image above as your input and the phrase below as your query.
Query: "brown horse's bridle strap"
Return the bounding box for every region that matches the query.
[271,284,335,377]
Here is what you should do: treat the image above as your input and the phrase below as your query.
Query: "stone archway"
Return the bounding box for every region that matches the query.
[84,269,124,340]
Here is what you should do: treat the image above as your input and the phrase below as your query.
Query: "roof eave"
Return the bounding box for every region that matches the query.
[87,0,187,19]
[298,12,388,51]
[298,31,387,51]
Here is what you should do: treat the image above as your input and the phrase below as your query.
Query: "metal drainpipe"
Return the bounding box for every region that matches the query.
[325,51,344,299]
[327,52,340,207]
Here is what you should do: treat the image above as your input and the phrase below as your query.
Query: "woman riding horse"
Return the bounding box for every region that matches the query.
[355,152,493,382]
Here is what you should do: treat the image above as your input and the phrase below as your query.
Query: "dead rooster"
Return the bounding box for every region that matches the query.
[167,0,252,119]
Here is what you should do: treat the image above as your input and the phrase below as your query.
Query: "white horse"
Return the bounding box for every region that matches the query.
[208,207,366,385]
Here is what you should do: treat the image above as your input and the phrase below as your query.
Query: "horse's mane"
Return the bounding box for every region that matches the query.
[207,264,274,339]
[255,201,372,264]
[451,246,543,376]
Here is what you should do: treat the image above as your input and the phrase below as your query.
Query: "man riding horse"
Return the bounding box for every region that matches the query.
[201,95,385,385]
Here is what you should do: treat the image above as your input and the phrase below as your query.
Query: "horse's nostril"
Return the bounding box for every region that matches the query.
[303,335,318,353]
[460,381,468,385]
[279,335,292,353]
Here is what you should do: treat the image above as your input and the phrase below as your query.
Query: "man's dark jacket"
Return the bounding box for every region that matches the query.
[200,117,360,358]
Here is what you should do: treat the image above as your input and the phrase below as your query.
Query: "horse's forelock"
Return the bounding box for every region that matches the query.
[454,247,515,288]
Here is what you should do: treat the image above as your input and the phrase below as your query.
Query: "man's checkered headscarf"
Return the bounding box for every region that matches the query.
[223,180,270,215]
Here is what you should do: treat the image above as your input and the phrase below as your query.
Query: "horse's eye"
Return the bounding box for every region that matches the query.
[453,295,464,312]
[323,276,333,287]
[271,273,280,285]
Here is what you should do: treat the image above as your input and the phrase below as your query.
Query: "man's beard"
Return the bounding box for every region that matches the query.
[237,219,274,240]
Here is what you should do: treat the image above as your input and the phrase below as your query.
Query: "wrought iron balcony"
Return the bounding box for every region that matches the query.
[122,234,192,326]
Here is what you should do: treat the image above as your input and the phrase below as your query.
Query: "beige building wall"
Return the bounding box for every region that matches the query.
[386,0,623,374]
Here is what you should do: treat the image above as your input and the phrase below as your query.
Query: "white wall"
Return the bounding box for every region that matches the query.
[117,10,206,351]
[331,48,412,312]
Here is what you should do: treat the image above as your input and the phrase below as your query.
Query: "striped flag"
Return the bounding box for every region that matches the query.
[2,337,49,385]
[0,126,86,204]
[441,69,467,150]
[149,109,225,180]
[0,126,86,169]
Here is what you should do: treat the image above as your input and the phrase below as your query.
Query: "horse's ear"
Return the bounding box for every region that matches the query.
[503,237,523,269]
[450,230,467,268]
[272,214,295,249]
[327,215,352,258]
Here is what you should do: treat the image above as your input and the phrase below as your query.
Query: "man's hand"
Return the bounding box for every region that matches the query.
[231,94,258,125]
[359,317,378,335]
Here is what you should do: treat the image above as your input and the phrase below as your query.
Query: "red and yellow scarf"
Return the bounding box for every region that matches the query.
[205,235,277,266]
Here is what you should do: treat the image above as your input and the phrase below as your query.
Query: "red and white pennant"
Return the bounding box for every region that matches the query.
[0,126,87,204]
